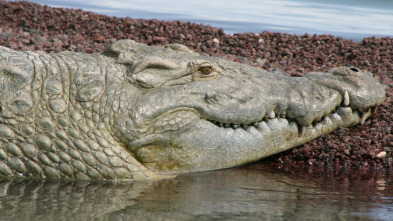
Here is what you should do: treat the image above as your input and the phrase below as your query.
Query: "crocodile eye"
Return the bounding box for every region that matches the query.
[188,61,218,79]
[198,66,213,75]
[195,65,217,78]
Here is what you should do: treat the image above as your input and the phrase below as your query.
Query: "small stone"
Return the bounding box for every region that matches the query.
[212,38,220,46]
[256,58,267,66]
[35,134,52,150]
[376,151,387,158]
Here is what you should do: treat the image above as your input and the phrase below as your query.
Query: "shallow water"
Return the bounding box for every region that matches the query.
[25,0,393,40]
[1,165,392,221]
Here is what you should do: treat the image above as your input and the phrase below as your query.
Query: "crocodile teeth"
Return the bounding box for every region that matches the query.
[208,100,374,133]
[360,109,372,125]
[343,91,350,106]
[268,110,275,119]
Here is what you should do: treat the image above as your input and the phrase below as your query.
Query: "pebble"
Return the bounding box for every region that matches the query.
[376,151,387,158]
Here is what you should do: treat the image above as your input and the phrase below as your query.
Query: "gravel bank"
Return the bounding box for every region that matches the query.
[1,1,392,173]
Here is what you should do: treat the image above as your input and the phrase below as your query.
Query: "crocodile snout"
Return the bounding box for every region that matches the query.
[306,66,386,112]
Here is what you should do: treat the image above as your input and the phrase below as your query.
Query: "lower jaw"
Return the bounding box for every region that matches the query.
[143,106,363,174]
[246,106,362,157]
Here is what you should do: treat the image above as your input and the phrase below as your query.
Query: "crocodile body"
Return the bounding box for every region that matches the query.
[0,40,385,180]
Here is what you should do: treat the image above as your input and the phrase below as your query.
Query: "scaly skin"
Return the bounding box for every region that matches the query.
[0,40,385,180]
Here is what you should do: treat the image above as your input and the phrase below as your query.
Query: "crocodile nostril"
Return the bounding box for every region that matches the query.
[350,67,359,72]
[205,92,218,104]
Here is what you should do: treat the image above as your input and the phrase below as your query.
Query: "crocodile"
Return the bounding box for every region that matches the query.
[0,40,386,180]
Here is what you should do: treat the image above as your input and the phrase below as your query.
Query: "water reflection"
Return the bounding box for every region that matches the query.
[0,165,392,220]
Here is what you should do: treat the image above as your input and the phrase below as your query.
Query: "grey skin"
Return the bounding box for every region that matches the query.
[0,40,386,180]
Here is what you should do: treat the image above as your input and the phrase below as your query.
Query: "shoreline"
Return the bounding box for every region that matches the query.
[1,1,392,173]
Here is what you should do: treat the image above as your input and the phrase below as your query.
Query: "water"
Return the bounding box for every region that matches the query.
[1,165,392,221]
[24,0,393,40]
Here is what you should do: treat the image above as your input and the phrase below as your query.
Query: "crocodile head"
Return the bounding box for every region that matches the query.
[109,40,386,174]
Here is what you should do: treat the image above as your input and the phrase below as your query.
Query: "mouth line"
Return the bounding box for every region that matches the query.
[206,104,375,134]
[205,90,377,133]
[131,92,376,150]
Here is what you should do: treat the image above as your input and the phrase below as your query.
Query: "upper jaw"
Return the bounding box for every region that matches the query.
[305,67,386,112]
[198,68,384,128]
[128,66,385,136]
